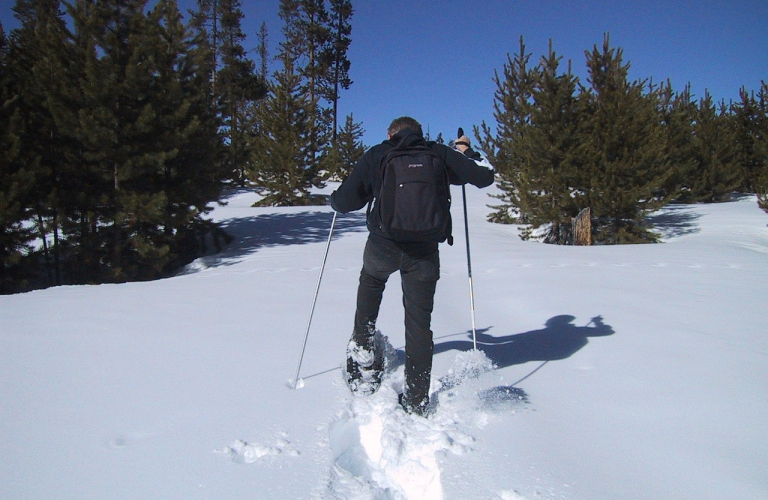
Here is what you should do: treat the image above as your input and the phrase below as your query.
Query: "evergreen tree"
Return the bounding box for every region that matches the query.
[187,0,216,99]
[188,0,215,87]
[732,84,767,194]
[579,35,673,243]
[50,0,111,283]
[658,81,694,202]
[145,0,226,270]
[0,22,37,291]
[687,92,741,202]
[256,21,268,79]
[296,0,332,174]
[278,0,353,174]
[84,0,166,278]
[514,41,582,243]
[248,51,317,206]
[478,36,535,224]
[323,0,353,146]
[216,0,265,186]
[188,0,265,186]
[7,0,75,286]
[60,0,226,281]
[324,112,364,181]
[754,82,768,212]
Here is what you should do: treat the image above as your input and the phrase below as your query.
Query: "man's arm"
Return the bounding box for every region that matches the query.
[437,144,495,188]
[330,153,374,213]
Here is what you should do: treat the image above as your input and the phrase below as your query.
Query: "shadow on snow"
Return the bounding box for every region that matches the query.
[427,315,615,408]
[431,314,614,371]
[646,205,702,239]
[187,211,367,271]
[303,315,615,396]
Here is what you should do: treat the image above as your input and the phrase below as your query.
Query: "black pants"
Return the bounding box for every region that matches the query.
[352,235,440,406]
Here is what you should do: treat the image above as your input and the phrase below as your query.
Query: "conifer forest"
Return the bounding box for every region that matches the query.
[1,1,766,293]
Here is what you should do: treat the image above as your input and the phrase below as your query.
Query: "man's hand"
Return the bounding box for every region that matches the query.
[455,127,470,153]
[455,135,471,153]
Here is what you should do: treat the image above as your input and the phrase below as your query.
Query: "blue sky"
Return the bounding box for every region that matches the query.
[3,0,767,147]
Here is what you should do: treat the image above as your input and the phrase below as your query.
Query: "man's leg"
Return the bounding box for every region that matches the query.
[400,251,440,414]
[347,237,399,394]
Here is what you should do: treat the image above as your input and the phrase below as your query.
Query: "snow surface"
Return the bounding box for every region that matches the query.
[1,184,767,500]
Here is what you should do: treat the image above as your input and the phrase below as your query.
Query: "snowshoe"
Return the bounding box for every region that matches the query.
[345,336,384,396]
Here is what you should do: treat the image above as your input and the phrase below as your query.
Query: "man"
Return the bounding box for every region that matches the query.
[330,116,494,416]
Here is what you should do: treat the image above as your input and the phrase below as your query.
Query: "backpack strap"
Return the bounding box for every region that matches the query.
[366,135,410,217]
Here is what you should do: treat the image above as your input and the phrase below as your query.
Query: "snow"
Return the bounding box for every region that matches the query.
[1,184,767,500]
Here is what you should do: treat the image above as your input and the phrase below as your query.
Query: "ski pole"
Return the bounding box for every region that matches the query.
[462,185,478,350]
[291,210,338,389]
[456,126,478,350]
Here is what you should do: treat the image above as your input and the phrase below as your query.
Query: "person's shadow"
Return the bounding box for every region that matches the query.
[386,315,614,371]
[436,315,614,368]
[300,316,614,403]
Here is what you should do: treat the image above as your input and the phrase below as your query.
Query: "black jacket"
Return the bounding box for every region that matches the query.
[330,129,494,245]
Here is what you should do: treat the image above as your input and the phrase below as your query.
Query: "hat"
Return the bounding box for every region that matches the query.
[455,135,471,147]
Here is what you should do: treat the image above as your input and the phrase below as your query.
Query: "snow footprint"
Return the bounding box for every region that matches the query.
[216,431,299,464]
[327,350,495,499]
[328,390,470,500]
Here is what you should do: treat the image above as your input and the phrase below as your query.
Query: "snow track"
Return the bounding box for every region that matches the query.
[324,346,515,500]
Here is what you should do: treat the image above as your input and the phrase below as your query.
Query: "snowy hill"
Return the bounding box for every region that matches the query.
[2,184,767,500]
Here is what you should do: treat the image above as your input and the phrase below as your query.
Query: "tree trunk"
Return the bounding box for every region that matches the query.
[573,207,592,246]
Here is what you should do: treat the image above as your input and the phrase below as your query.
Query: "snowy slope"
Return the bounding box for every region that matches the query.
[1,184,766,500]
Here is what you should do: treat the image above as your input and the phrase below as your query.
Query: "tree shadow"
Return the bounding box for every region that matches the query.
[184,211,367,272]
[646,205,702,239]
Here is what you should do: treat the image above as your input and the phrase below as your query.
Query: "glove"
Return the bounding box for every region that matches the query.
[455,135,471,152]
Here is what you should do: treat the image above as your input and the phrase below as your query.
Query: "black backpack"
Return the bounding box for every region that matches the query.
[371,139,452,244]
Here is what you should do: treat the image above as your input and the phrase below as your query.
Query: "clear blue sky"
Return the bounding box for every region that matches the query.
[3,0,767,147]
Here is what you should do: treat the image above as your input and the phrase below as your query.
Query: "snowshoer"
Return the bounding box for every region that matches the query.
[330,116,494,416]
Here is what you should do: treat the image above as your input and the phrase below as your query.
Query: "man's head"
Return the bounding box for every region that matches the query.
[387,116,422,138]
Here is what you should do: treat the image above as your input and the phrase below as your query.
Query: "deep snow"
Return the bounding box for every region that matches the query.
[1,184,767,500]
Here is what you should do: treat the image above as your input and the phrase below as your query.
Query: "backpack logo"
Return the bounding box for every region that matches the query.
[373,143,452,243]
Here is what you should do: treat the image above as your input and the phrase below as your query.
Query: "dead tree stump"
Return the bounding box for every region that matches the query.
[573,207,592,246]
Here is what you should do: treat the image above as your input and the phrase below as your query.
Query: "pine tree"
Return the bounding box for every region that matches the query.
[323,0,353,146]
[732,84,767,194]
[188,0,216,92]
[188,0,265,186]
[145,0,226,270]
[687,92,741,202]
[216,0,265,186]
[0,22,38,291]
[514,41,582,243]
[478,36,535,225]
[277,0,352,175]
[48,0,110,283]
[248,51,316,206]
[256,21,268,79]
[754,82,768,213]
[65,0,149,280]
[658,81,694,202]
[64,0,224,281]
[324,112,364,181]
[579,35,673,243]
[6,0,76,286]
[296,0,332,174]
